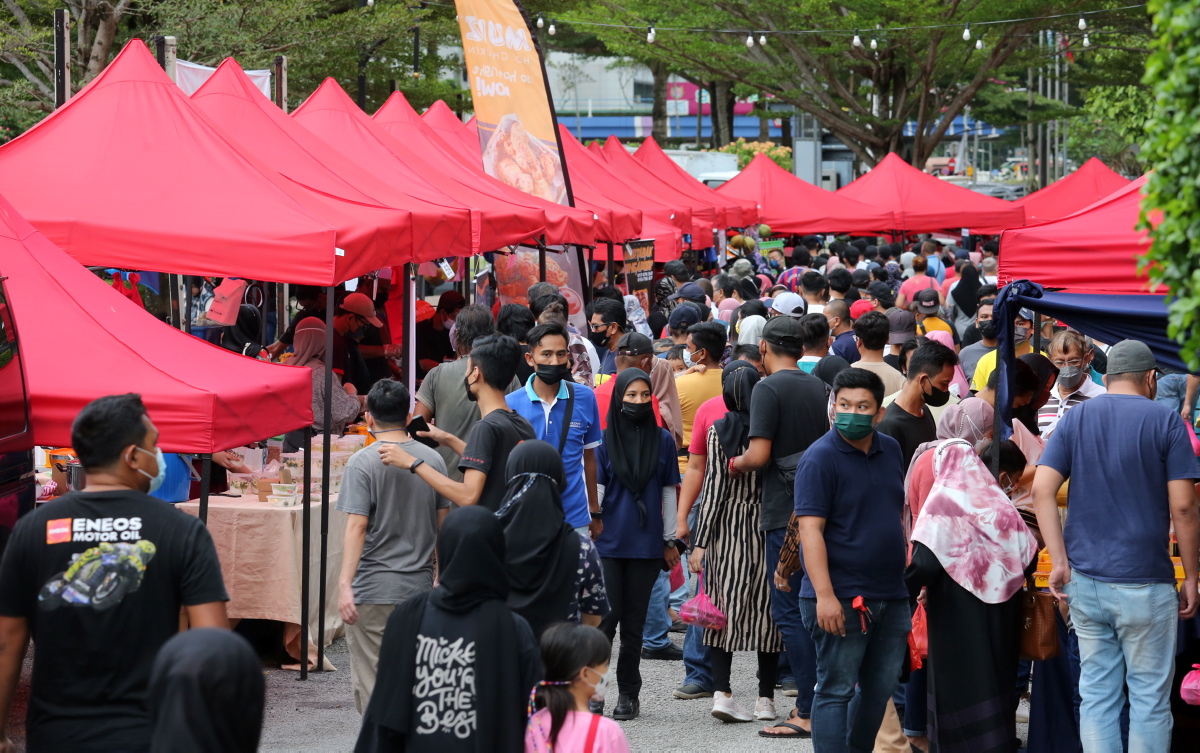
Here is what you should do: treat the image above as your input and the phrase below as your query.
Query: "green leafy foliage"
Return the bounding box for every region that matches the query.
[1140,0,1200,368]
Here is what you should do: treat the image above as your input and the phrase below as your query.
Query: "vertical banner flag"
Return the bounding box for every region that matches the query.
[456,0,574,208]
[624,241,656,317]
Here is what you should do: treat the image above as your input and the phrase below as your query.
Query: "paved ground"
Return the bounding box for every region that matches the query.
[8,634,1029,751]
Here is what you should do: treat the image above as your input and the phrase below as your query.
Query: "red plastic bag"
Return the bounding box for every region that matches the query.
[1182,664,1200,705]
[680,573,726,630]
[668,562,684,592]
[908,603,928,670]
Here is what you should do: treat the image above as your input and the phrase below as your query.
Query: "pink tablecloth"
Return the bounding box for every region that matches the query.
[178,494,345,669]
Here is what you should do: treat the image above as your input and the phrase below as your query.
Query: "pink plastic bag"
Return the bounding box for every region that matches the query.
[680,572,726,630]
[908,603,928,670]
[1182,664,1200,705]
[668,562,684,592]
[206,277,247,325]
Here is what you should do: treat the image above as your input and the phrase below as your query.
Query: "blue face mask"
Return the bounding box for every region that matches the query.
[134,446,166,493]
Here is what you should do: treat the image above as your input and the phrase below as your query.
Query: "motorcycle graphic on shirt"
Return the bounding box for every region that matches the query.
[38,540,156,611]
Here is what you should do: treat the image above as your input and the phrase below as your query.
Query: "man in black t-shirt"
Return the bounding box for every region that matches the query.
[0,394,228,753]
[876,341,959,467]
[378,334,535,512]
[732,316,829,737]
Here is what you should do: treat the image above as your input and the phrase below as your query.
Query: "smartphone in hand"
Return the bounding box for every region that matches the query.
[406,416,439,450]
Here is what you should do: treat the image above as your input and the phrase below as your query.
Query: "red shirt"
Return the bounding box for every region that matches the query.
[688,396,728,455]
[595,375,663,429]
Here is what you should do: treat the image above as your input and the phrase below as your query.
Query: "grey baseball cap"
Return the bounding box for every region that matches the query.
[1106,340,1157,375]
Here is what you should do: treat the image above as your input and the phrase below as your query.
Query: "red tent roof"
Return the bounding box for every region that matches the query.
[0,193,313,452]
[0,40,412,285]
[717,154,894,234]
[1014,158,1131,224]
[998,175,1161,295]
[837,153,1026,233]
[419,103,642,243]
[634,137,758,226]
[191,59,475,263]
[598,136,721,239]
[371,93,596,247]
[292,79,547,254]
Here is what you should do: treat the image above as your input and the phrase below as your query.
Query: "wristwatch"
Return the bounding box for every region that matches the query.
[590,508,603,520]
[409,458,425,474]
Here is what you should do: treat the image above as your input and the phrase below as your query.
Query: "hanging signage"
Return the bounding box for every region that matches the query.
[493,246,588,332]
[456,0,573,207]
[624,240,656,316]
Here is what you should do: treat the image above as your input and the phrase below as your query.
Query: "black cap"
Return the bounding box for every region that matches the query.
[851,269,871,287]
[761,315,805,349]
[616,332,653,356]
[668,304,702,329]
[669,281,707,304]
[663,260,689,279]
[867,281,894,304]
[913,288,940,314]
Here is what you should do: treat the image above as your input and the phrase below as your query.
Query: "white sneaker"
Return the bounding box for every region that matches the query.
[711,693,753,723]
[754,697,776,721]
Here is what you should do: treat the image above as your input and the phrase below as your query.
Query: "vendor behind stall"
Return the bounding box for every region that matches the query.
[415,291,465,377]
[285,317,363,451]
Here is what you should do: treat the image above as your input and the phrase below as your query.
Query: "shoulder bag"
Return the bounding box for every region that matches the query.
[1019,576,1060,661]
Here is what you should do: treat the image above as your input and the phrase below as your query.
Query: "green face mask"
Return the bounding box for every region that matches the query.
[834,411,875,440]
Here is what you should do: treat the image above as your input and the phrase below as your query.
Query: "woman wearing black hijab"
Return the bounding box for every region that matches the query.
[220,304,267,359]
[947,264,982,338]
[148,628,264,753]
[688,360,784,724]
[496,440,608,637]
[592,368,681,721]
[356,507,541,753]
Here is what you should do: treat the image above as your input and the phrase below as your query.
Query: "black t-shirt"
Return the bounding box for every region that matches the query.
[813,354,851,388]
[415,320,455,375]
[0,491,227,752]
[883,353,902,371]
[748,369,831,531]
[960,322,982,348]
[876,401,936,468]
[459,410,537,511]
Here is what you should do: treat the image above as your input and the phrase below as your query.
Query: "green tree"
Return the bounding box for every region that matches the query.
[1140,0,1200,367]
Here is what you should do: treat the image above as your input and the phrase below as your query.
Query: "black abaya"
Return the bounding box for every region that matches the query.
[905,542,1028,753]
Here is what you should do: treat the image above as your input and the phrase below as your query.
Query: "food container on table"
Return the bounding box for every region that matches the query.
[271,483,298,496]
[328,452,353,472]
[334,435,366,452]
[227,474,254,495]
[281,452,305,470]
[267,495,296,507]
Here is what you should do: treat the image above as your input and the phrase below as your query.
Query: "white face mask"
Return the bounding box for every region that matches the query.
[585,666,613,703]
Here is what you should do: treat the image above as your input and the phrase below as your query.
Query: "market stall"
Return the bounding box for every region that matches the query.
[837,152,1026,234]
[1013,157,1131,224]
[597,136,723,239]
[717,152,894,234]
[634,136,758,227]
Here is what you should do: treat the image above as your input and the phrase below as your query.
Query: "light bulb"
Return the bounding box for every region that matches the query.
[647,25,655,43]
[870,35,877,50]
[759,34,767,46]
[746,33,754,48]
[976,38,983,50]
[366,0,373,6]
[962,23,971,41]
[1078,15,1087,31]
[536,13,544,29]
[852,30,862,48]
[548,21,556,35]
[1083,33,1090,48]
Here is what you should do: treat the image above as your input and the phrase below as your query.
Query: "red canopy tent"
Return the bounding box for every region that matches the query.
[837,153,1026,234]
[998,175,1162,295]
[420,103,643,243]
[634,137,758,227]
[597,136,721,239]
[717,153,894,234]
[0,192,312,452]
[292,80,546,254]
[191,60,475,263]
[370,93,597,247]
[0,40,410,285]
[1014,157,1131,224]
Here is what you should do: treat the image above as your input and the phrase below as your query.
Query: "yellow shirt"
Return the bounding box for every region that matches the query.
[675,368,723,473]
[916,316,954,336]
[971,345,1045,393]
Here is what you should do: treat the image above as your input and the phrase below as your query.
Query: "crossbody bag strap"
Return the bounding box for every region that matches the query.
[584,711,601,753]
[558,382,575,456]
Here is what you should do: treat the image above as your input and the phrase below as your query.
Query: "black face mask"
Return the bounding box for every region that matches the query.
[587,327,612,348]
[621,401,654,423]
[536,363,571,386]
[923,379,951,407]
[463,372,478,402]
[977,319,997,340]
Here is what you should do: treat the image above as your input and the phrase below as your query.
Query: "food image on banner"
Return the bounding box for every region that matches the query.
[456,0,571,207]
[624,240,656,318]
[493,246,587,332]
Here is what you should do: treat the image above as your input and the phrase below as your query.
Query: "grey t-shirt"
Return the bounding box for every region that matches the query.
[415,358,521,481]
[958,341,996,383]
[336,440,450,604]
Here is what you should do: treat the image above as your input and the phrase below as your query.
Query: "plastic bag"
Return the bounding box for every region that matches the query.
[1182,664,1200,706]
[680,573,726,630]
[908,603,928,670]
[206,277,247,325]
[668,562,684,592]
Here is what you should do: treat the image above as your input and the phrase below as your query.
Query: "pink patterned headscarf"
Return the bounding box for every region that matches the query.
[911,439,1038,604]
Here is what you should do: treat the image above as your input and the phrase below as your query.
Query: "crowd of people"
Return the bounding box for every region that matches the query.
[0,232,1198,753]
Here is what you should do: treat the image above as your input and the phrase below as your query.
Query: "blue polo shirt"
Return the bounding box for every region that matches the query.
[594,428,681,559]
[793,428,908,600]
[507,377,603,529]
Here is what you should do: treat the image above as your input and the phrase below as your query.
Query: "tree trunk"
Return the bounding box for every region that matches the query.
[712,80,732,146]
[650,61,668,143]
[758,92,770,140]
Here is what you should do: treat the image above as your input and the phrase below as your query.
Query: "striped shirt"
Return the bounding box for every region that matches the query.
[1038,378,1107,436]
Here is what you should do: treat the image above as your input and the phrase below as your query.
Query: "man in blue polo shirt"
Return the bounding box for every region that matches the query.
[508,320,604,539]
[776,367,910,753]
